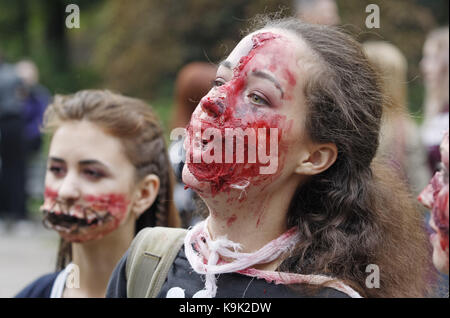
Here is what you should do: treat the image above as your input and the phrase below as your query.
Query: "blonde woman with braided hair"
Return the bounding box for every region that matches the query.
[16,90,180,298]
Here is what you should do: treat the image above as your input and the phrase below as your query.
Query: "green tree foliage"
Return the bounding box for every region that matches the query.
[1,0,447,111]
[84,0,288,99]
[0,0,100,94]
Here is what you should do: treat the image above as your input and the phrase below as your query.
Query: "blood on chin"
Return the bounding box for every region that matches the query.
[182,164,211,194]
[182,160,274,202]
[59,219,121,243]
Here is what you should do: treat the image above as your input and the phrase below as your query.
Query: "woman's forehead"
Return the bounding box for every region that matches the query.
[224,28,315,75]
[50,121,128,166]
[226,29,283,65]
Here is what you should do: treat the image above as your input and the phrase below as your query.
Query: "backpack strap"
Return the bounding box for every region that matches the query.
[126,226,188,298]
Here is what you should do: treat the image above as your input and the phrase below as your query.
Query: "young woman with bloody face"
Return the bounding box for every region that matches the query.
[16,90,180,298]
[108,19,433,298]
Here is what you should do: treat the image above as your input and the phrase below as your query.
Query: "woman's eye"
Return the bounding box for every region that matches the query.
[248,93,269,106]
[212,79,226,87]
[83,169,104,180]
[48,166,65,176]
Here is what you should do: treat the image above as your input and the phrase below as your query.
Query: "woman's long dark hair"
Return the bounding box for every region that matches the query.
[253,18,434,297]
[42,90,181,270]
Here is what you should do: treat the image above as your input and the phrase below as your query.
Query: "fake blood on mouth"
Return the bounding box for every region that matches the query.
[44,187,58,200]
[42,188,129,228]
[44,188,128,216]
[187,119,283,196]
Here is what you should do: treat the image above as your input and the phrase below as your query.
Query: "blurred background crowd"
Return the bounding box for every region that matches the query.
[0,0,448,297]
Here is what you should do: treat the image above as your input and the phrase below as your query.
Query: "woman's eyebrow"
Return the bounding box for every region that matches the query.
[79,159,110,169]
[250,70,284,98]
[49,157,65,163]
[79,159,112,174]
[79,159,103,165]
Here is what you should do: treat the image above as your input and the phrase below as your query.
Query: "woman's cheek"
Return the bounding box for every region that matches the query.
[84,193,130,220]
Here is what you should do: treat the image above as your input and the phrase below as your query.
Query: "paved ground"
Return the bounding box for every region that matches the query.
[0,220,59,298]
[0,151,55,298]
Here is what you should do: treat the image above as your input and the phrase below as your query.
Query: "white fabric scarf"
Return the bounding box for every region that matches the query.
[184,218,362,298]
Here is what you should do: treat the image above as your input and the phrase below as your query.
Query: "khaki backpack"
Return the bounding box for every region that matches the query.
[125,226,188,298]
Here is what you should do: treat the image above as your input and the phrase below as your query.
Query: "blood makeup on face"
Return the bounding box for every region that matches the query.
[419,172,449,254]
[431,178,449,253]
[185,32,297,195]
[41,187,129,243]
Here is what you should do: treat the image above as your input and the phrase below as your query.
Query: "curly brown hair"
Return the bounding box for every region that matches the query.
[42,89,181,270]
[252,18,434,297]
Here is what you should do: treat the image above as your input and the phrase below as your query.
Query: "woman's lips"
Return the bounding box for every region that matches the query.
[187,120,220,158]
[41,203,112,233]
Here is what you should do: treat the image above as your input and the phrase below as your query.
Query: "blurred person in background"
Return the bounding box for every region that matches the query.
[420,27,449,174]
[15,60,51,220]
[15,60,51,159]
[169,62,217,227]
[0,48,27,223]
[363,41,431,196]
[170,62,217,131]
[418,131,449,296]
[365,42,447,296]
[16,90,180,297]
[293,0,340,26]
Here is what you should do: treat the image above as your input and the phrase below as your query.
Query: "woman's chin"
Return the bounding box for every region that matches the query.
[56,218,120,243]
[431,233,449,274]
[182,164,210,194]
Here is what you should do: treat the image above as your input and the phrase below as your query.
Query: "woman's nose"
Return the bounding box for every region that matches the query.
[201,95,226,117]
[57,175,81,204]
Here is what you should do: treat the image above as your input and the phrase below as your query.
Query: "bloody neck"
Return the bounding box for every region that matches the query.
[203,175,301,255]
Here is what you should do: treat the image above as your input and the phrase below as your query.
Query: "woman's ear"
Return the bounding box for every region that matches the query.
[295,143,338,176]
[131,174,160,219]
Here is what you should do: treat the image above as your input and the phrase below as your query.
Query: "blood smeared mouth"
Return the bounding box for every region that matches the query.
[202,138,209,149]
[201,136,215,150]
[42,206,112,233]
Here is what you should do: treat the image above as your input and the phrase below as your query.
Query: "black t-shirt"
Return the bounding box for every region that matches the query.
[106,247,350,298]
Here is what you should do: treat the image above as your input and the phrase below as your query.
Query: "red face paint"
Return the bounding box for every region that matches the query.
[226,214,238,227]
[418,132,449,256]
[41,187,130,243]
[84,193,129,220]
[44,187,58,200]
[185,32,296,196]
